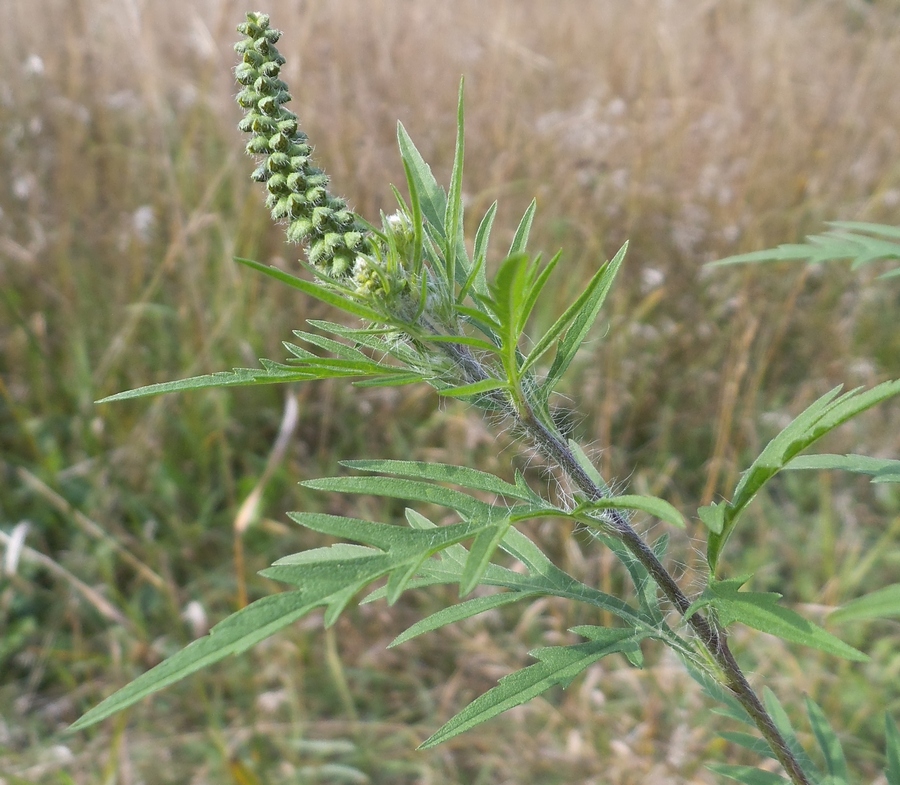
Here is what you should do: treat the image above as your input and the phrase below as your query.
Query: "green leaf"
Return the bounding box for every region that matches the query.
[269,512,499,622]
[461,519,513,596]
[234,257,385,322]
[70,590,325,730]
[443,78,470,290]
[701,578,868,661]
[390,592,539,647]
[710,220,900,275]
[578,494,685,529]
[786,453,900,483]
[518,251,562,340]
[886,714,900,785]
[437,377,508,399]
[805,696,849,782]
[467,200,498,299]
[97,365,314,403]
[537,242,627,389]
[718,731,778,759]
[698,502,726,534]
[301,475,490,518]
[762,687,822,781]
[829,583,900,623]
[419,629,641,748]
[340,460,534,502]
[706,764,789,785]
[707,379,900,574]
[397,122,446,237]
[508,198,537,256]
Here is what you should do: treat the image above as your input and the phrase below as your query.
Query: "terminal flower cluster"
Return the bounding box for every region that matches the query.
[234,12,371,278]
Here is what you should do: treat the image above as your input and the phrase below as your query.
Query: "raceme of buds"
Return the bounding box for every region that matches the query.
[234,12,370,278]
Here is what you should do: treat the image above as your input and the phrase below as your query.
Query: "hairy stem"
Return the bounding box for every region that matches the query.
[433,331,812,785]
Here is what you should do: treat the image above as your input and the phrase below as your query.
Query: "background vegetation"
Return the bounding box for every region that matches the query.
[2,0,899,782]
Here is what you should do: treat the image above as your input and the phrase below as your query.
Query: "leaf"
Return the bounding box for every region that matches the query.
[390,592,539,647]
[461,519,512,596]
[518,251,562,341]
[340,459,534,502]
[536,241,627,389]
[829,583,900,623]
[786,453,900,484]
[235,257,385,321]
[466,200,498,299]
[489,253,531,375]
[70,590,328,730]
[886,714,900,785]
[419,629,641,748]
[97,365,315,403]
[706,764,789,785]
[700,578,868,661]
[718,731,778,759]
[397,122,446,237]
[698,502,726,535]
[508,198,537,256]
[710,220,900,276]
[707,379,900,574]
[444,78,469,289]
[578,494,685,529]
[762,687,822,781]
[437,377,508,399]
[805,696,849,782]
[301,475,490,518]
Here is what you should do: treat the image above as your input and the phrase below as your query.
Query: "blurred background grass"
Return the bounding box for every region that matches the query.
[1,0,899,782]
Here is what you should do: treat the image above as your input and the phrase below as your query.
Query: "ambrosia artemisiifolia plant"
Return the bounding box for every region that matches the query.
[73,12,900,784]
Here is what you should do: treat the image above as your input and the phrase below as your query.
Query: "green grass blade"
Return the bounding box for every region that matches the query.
[886,714,900,785]
[419,630,640,748]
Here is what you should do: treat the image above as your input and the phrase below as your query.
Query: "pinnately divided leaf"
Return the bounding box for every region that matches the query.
[419,628,642,748]
[705,379,900,573]
[70,590,336,730]
[690,578,867,662]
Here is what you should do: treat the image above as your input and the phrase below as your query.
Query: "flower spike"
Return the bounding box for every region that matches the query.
[234,12,370,278]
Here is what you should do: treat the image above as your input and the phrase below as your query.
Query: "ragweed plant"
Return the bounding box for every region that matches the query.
[72,13,900,784]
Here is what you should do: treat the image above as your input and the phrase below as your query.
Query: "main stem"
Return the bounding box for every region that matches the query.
[434,332,812,785]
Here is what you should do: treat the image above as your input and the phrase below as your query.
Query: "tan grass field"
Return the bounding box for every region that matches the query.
[2,1,900,782]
